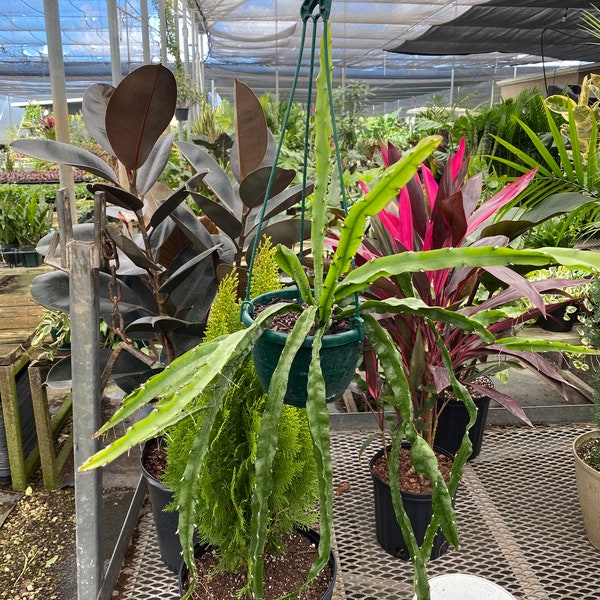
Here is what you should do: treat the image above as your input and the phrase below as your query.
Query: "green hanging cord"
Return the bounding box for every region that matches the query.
[301,0,331,21]
[321,8,363,327]
[298,13,321,262]
[243,1,330,308]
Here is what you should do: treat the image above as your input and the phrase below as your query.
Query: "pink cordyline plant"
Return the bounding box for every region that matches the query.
[349,138,588,443]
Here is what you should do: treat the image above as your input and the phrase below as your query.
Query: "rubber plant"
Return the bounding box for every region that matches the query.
[10,64,223,390]
[9,67,307,392]
[80,27,600,600]
[176,79,313,285]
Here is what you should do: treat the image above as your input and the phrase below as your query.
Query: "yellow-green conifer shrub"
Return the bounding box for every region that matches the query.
[163,239,318,582]
[249,236,283,300]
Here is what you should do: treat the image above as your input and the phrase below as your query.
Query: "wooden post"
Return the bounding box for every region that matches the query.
[28,363,73,491]
[0,353,34,490]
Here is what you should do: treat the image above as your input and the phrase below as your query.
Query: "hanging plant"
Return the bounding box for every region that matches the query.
[79,3,600,600]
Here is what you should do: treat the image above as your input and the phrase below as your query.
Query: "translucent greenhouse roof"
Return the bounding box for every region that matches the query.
[0,1,596,111]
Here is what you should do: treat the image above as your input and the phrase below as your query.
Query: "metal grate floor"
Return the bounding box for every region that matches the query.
[115,424,599,600]
[113,506,180,599]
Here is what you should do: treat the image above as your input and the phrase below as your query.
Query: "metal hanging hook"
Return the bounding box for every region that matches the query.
[301,0,331,21]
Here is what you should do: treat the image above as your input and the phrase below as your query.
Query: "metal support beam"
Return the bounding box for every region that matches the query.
[182,1,190,74]
[50,188,144,599]
[107,0,122,85]
[159,0,168,66]
[140,0,151,64]
[42,0,76,223]
[57,189,104,600]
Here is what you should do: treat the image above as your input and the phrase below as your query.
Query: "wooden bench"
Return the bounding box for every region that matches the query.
[0,267,73,490]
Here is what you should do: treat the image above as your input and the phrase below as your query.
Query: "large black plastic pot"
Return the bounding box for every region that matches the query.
[240,288,362,408]
[434,393,491,460]
[0,243,19,267]
[369,445,454,561]
[19,246,42,267]
[178,528,337,599]
[140,439,183,573]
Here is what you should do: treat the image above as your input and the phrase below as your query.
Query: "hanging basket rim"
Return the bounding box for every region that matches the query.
[240,287,362,348]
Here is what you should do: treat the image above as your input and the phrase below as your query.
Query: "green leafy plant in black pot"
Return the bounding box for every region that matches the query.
[0,198,18,265]
[174,66,202,121]
[0,185,53,266]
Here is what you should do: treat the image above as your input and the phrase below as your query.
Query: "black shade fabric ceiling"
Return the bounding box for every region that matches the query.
[193,0,598,110]
[391,1,600,63]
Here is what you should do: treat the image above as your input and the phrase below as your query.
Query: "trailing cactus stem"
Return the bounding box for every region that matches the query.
[80,301,292,471]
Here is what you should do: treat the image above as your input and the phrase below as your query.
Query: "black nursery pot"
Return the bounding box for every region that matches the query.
[536,303,579,332]
[369,445,454,561]
[175,107,189,121]
[178,529,338,600]
[1,243,19,267]
[240,288,362,408]
[19,246,42,267]
[140,439,183,573]
[434,393,491,460]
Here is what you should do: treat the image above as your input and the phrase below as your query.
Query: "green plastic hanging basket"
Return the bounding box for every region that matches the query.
[241,288,363,408]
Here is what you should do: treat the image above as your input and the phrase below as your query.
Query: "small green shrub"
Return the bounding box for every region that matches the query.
[163,239,318,582]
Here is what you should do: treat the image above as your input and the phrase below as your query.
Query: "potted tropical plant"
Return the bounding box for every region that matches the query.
[176,78,312,291]
[347,137,598,563]
[11,63,226,566]
[354,138,594,460]
[79,21,600,600]
[0,186,53,266]
[31,309,71,363]
[0,200,18,265]
[10,66,304,392]
[174,66,202,121]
